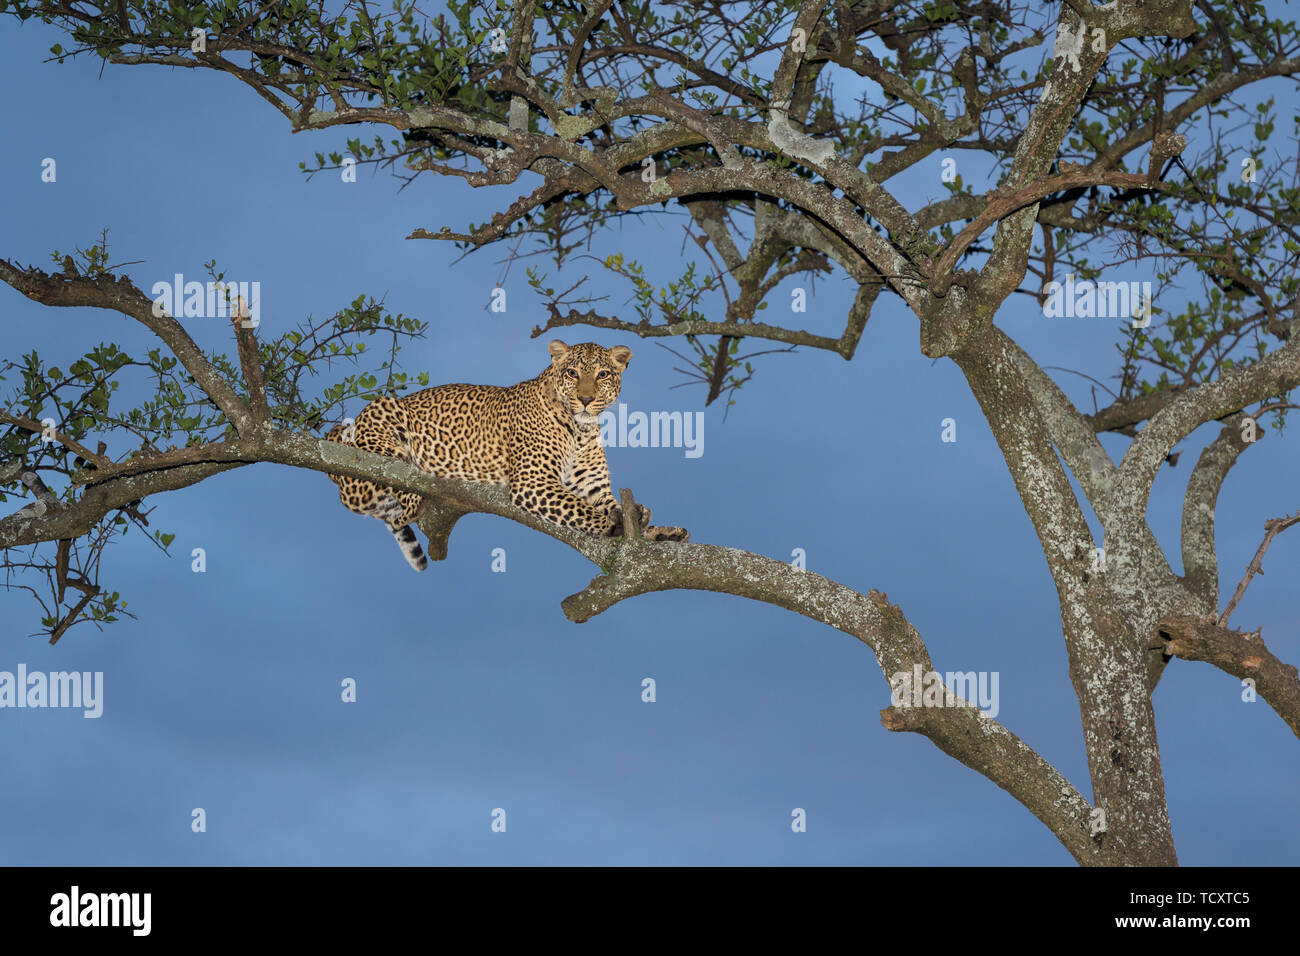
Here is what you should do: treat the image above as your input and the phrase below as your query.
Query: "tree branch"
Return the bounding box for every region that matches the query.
[1180,414,1256,608]
[1157,614,1300,740]
[1110,337,1300,539]
[562,534,1115,864]
[0,259,255,436]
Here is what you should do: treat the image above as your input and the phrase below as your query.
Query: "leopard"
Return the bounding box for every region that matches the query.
[324,339,689,570]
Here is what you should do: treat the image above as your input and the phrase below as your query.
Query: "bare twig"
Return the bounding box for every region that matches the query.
[1219,510,1300,625]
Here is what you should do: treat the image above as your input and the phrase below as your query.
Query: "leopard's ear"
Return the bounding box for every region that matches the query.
[548,340,570,365]
[608,345,632,371]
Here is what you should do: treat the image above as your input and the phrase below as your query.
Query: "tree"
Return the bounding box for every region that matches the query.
[1,0,1297,866]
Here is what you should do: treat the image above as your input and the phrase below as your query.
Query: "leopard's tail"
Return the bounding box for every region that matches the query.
[371,497,426,572]
[392,524,428,572]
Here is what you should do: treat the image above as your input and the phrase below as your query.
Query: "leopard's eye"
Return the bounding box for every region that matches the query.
[597,370,610,380]
[565,368,579,379]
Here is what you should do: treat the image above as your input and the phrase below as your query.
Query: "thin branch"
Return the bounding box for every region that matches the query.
[0,409,113,468]
[1219,510,1300,626]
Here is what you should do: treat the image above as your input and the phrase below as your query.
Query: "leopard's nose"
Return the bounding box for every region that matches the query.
[578,395,595,407]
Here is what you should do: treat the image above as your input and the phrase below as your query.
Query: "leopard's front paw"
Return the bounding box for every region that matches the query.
[645,525,689,543]
[606,502,652,536]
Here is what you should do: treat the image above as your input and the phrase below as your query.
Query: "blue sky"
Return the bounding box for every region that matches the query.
[0,11,1296,865]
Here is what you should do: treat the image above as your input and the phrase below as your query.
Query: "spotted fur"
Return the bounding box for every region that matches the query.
[325,340,689,570]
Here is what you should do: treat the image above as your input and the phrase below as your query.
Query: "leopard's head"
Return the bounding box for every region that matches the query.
[547,340,631,425]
